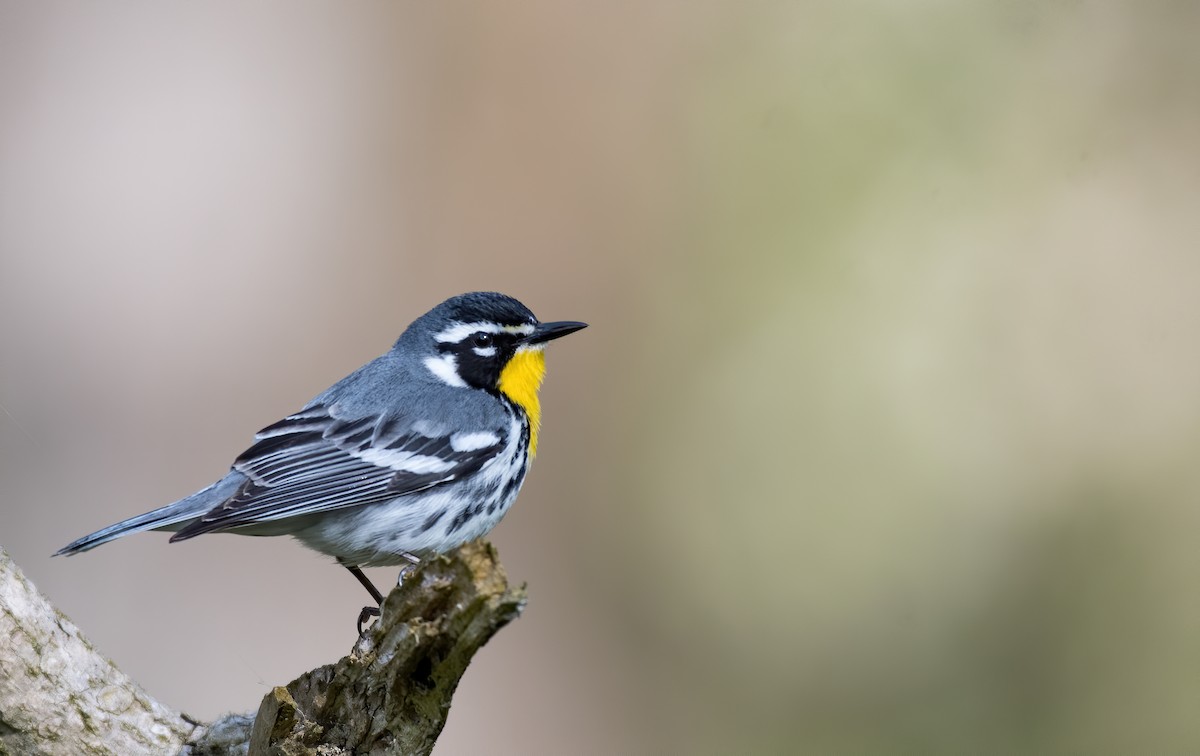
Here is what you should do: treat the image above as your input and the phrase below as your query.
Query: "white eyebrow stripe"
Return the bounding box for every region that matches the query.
[434,321,536,343]
[423,354,468,387]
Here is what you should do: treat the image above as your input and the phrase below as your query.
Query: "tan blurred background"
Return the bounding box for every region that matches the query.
[3,2,1200,754]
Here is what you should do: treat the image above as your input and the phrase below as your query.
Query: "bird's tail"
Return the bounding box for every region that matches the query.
[53,475,241,556]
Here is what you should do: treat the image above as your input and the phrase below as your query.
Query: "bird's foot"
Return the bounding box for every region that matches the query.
[357,605,381,635]
[397,563,418,587]
[397,552,421,586]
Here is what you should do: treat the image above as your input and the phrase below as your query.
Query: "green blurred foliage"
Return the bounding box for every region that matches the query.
[601,2,1200,753]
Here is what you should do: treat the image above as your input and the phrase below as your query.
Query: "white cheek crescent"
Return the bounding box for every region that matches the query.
[423,355,467,388]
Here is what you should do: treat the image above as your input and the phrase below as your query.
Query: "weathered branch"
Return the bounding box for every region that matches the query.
[239,542,526,756]
[0,542,526,756]
[0,546,197,754]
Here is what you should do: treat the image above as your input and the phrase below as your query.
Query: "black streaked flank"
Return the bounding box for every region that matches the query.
[417,509,446,534]
[446,505,473,535]
[498,466,525,511]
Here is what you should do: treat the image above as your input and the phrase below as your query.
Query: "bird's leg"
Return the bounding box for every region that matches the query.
[340,560,384,635]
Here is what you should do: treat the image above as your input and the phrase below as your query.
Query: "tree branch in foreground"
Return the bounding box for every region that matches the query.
[0,541,526,756]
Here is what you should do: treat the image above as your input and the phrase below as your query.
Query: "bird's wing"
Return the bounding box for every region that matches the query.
[169,403,506,541]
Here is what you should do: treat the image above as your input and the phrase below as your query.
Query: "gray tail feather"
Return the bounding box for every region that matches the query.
[53,475,241,556]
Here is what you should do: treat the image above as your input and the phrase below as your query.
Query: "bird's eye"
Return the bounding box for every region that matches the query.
[472,333,494,348]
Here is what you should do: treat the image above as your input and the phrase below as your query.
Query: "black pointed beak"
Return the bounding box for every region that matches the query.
[524,320,588,346]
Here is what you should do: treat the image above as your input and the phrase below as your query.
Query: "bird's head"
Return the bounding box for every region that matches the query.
[399,292,587,452]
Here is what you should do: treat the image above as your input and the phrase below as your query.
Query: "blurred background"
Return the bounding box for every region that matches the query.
[2,2,1200,753]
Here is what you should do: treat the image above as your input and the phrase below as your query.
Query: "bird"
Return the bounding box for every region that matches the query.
[55,291,587,631]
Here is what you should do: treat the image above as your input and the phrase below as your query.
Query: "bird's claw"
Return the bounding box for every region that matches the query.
[357,605,381,635]
[397,562,417,586]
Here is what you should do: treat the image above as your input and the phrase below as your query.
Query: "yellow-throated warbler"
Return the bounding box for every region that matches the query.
[56,292,586,630]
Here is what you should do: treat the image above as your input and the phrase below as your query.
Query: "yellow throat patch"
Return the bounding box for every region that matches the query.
[498,347,547,456]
